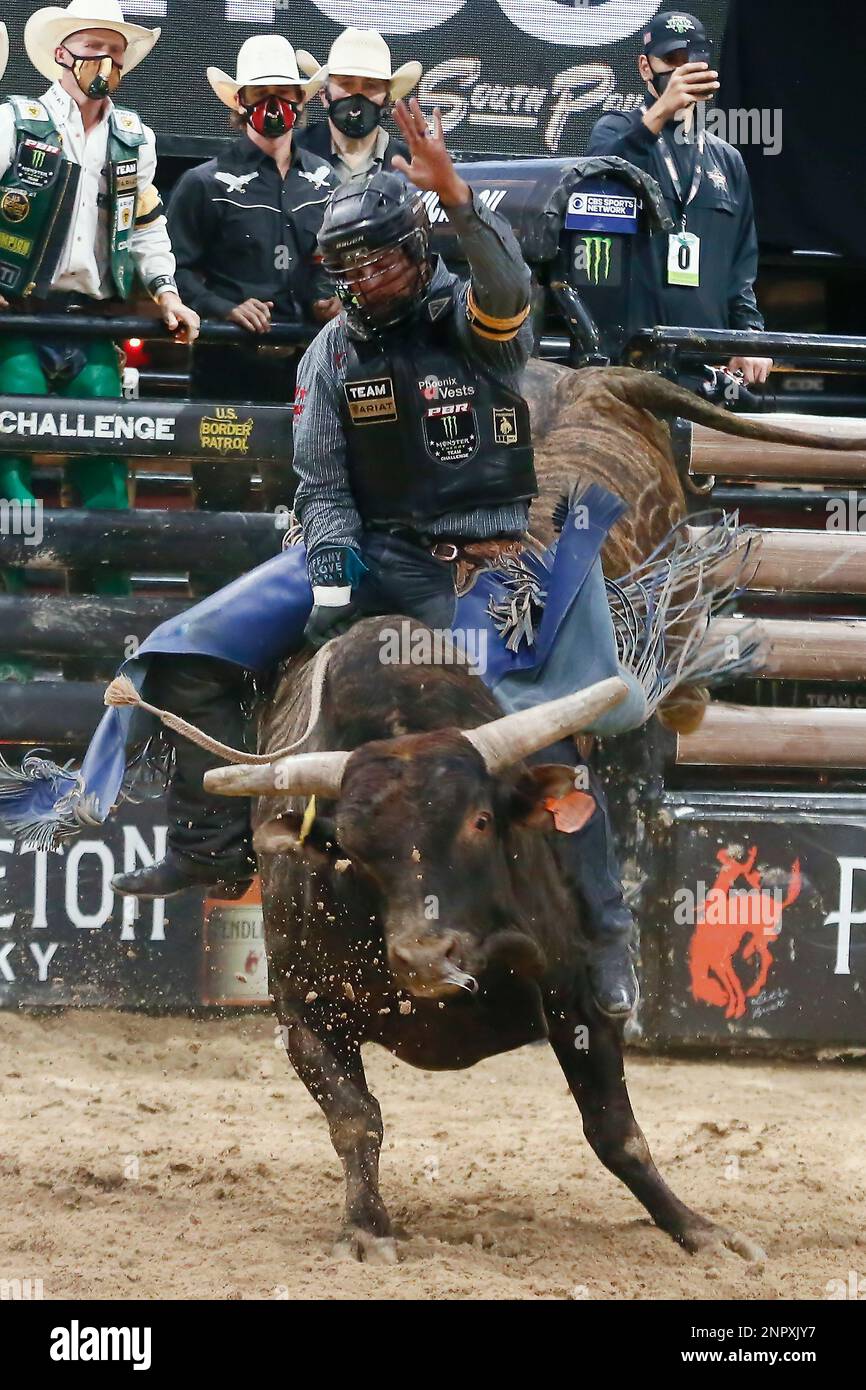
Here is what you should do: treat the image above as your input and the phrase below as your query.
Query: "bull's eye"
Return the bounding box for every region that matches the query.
[473,812,493,832]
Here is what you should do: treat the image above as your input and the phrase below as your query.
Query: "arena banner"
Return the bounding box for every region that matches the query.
[3,780,866,1042]
[0,795,268,1009]
[644,791,866,1047]
[8,1,729,158]
[0,397,292,460]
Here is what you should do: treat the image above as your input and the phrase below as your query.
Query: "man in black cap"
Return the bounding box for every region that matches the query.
[588,10,773,388]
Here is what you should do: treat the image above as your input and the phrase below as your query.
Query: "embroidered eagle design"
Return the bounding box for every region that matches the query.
[214,170,260,194]
[298,164,333,190]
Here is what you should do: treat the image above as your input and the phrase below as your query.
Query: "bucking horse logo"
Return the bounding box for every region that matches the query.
[687,848,802,1020]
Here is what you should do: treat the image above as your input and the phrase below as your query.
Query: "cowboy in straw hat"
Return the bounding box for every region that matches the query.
[166,34,339,546]
[294,27,421,184]
[0,0,197,640]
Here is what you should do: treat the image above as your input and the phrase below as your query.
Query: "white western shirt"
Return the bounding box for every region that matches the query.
[0,82,176,300]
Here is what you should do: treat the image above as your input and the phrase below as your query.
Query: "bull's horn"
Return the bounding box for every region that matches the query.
[203,750,349,798]
[464,677,628,772]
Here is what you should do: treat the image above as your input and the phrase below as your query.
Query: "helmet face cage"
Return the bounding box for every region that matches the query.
[322,219,432,331]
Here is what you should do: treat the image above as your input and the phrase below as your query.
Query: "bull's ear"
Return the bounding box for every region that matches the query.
[509,765,596,832]
[253,813,344,863]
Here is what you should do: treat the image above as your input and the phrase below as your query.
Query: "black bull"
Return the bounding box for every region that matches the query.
[205,621,763,1265]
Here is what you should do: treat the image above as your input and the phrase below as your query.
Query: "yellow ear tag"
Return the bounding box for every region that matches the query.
[298,795,317,845]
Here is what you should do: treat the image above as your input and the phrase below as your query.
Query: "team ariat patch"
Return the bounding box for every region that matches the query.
[344,377,397,423]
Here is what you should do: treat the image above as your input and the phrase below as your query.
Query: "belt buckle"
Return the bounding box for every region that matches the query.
[431,541,459,562]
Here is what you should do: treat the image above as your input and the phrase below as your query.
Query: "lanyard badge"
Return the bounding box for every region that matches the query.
[659,126,705,288]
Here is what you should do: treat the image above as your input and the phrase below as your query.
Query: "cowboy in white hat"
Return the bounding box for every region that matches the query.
[294,28,422,184]
[0,0,198,642]
[0,23,8,86]
[166,35,340,549]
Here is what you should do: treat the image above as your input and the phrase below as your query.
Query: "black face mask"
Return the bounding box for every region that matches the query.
[651,68,673,97]
[328,93,384,140]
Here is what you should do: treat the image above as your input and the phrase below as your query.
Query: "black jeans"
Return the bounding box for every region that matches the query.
[529,739,634,948]
[143,655,255,874]
[148,533,457,869]
[354,531,458,630]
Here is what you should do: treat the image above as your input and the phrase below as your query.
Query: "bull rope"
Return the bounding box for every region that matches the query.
[103,639,338,765]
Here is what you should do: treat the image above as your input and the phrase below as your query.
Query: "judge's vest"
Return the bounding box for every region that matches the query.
[340,288,537,527]
[0,95,146,299]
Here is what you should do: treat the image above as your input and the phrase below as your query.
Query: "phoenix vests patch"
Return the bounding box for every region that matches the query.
[423,401,478,465]
[344,376,397,423]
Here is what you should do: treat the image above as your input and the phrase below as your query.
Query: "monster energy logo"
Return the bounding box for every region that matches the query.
[581,236,612,284]
[31,148,45,168]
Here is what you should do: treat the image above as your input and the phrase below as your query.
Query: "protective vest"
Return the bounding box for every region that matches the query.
[340,288,537,526]
[0,95,146,299]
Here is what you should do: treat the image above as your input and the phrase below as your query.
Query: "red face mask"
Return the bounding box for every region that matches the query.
[244,95,299,137]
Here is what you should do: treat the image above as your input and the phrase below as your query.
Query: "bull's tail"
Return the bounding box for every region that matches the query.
[610,368,866,451]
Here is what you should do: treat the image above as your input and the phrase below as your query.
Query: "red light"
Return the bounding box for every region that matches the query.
[126,337,143,349]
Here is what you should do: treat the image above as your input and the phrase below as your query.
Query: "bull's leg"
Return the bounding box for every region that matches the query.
[546,1002,765,1260]
[276,1004,396,1264]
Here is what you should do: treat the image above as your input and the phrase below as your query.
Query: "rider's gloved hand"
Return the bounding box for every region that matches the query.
[304,545,366,648]
[304,588,358,648]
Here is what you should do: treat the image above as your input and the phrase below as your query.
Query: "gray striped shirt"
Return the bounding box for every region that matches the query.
[293,189,534,561]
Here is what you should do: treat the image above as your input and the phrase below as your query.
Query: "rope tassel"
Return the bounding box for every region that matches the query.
[102,640,341,767]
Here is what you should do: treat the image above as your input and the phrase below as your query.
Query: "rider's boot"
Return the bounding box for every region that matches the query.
[111,848,253,900]
[110,656,256,901]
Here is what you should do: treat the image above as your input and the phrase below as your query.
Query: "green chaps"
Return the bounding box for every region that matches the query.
[0,334,129,597]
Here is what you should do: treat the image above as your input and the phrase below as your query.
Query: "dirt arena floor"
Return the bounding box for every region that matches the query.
[0,1009,864,1300]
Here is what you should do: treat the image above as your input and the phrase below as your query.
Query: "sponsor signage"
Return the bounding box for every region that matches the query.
[1,2,730,159]
[0,396,291,461]
[644,791,866,1045]
[344,377,398,423]
[564,186,639,233]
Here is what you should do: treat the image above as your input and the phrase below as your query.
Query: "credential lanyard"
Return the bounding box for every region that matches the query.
[658,127,705,231]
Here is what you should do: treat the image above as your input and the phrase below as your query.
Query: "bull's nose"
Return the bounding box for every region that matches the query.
[388,933,478,998]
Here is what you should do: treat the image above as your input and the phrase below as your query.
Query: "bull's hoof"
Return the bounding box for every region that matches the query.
[332,1226,399,1265]
[679,1222,767,1263]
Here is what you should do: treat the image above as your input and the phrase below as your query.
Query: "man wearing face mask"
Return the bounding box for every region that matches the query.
[0,0,198,656]
[166,36,340,536]
[294,28,419,185]
[588,11,773,390]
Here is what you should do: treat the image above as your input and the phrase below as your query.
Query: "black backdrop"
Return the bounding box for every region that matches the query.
[722,0,866,260]
[5,2,862,258]
[5,0,728,156]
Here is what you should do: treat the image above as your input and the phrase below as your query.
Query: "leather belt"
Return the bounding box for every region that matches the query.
[365,523,526,591]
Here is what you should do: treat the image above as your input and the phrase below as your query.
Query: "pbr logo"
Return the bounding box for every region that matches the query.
[493,407,518,444]
[344,377,398,423]
[424,403,478,464]
[687,848,802,1021]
